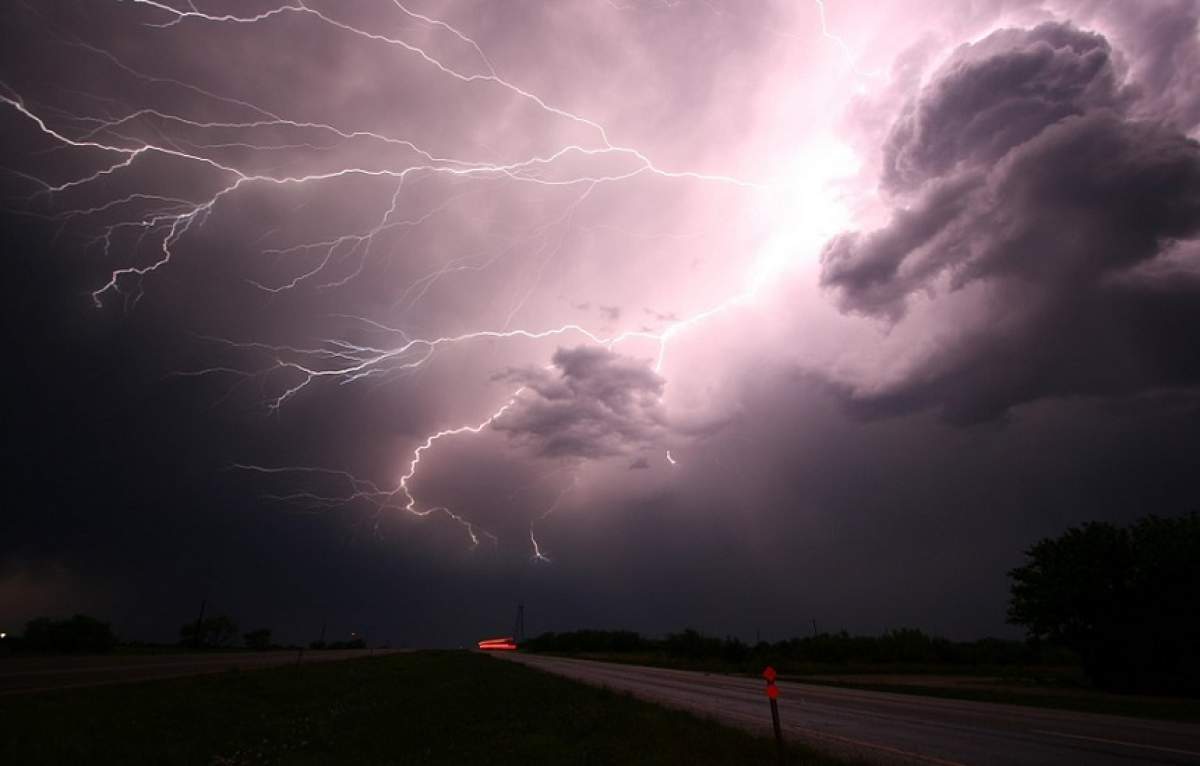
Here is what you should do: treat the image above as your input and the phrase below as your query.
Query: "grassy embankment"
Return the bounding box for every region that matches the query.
[0,651,849,765]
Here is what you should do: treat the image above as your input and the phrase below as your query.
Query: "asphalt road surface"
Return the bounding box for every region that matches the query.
[0,649,397,695]
[501,654,1200,766]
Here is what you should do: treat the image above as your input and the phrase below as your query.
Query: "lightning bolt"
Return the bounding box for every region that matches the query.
[529,476,579,564]
[1,0,866,551]
[812,0,884,80]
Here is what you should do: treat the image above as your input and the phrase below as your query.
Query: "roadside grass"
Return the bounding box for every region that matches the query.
[534,652,1200,723]
[0,651,848,765]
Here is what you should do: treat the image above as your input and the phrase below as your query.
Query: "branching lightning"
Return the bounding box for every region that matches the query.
[1,0,868,555]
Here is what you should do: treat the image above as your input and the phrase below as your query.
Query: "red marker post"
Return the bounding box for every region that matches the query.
[763,666,786,766]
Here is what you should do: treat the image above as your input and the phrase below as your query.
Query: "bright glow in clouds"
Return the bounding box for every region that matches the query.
[748,137,861,292]
[13,0,1170,563]
[0,1,892,557]
[0,0,890,560]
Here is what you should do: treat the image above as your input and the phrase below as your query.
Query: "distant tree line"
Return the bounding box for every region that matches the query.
[308,637,366,650]
[523,627,1066,669]
[0,612,286,655]
[8,614,117,654]
[1,609,367,655]
[178,614,367,650]
[177,615,296,651]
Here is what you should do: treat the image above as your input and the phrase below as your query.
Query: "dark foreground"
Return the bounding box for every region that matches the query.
[0,651,845,765]
[504,653,1200,766]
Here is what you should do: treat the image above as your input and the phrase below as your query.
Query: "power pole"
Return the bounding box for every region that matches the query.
[514,602,525,644]
[192,599,207,650]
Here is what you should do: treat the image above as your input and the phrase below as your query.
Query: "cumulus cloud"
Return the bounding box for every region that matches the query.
[819,20,1200,421]
[492,346,669,458]
[881,22,1128,192]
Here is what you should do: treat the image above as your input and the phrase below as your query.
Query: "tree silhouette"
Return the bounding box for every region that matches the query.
[1009,513,1200,694]
[179,615,239,648]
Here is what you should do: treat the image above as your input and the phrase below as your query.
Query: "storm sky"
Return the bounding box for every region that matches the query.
[2,0,1199,647]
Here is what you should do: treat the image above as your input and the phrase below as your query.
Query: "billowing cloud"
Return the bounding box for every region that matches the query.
[882,22,1127,192]
[493,346,668,458]
[820,20,1200,421]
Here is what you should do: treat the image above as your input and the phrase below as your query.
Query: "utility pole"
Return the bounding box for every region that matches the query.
[514,603,525,644]
[192,599,207,650]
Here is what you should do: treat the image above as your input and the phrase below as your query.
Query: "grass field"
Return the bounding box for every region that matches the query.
[0,651,847,765]
[530,651,1200,723]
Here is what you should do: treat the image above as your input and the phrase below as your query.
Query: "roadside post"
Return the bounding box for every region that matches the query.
[763,666,786,766]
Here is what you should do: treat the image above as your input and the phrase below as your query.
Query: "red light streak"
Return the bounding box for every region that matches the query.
[477,637,518,651]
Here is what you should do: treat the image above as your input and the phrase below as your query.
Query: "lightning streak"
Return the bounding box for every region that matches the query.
[528,477,579,563]
[0,1,862,550]
[812,0,884,79]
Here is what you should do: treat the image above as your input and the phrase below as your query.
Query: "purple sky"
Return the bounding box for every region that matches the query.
[2,0,1199,646]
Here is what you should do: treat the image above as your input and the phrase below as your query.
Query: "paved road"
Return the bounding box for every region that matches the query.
[0,649,399,695]
[501,654,1200,765]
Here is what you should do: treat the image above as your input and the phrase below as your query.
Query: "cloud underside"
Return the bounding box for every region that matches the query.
[493,346,668,459]
[820,20,1200,422]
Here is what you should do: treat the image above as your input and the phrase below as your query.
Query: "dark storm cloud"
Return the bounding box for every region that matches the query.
[818,172,980,318]
[820,20,1200,421]
[881,22,1127,192]
[493,346,668,458]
